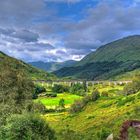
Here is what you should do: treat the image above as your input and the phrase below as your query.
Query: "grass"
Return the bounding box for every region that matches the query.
[35,93,82,108]
[45,93,140,139]
[41,84,140,139]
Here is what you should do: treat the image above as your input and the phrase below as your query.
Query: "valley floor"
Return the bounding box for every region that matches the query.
[34,82,140,139]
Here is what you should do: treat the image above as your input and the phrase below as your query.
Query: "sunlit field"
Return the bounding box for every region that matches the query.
[35,93,82,108]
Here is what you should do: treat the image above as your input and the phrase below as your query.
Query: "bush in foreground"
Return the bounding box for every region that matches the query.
[0,114,56,140]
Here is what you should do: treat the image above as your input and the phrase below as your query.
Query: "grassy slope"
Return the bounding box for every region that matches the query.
[0,51,56,80]
[44,85,140,139]
[78,35,140,66]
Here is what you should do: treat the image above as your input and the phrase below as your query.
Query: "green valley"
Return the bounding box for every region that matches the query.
[1,1,140,140]
[1,36,140,140]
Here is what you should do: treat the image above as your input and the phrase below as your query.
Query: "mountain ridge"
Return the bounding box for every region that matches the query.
[29,60,77,72]
[77,35,140,66]
[54,35,140,80]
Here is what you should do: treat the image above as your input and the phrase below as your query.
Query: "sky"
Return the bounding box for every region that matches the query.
[0,0,140,62]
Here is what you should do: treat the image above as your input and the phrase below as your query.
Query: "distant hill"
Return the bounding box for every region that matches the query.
[54,35,140,80]
[29,60,77,72]
[0,51,56,80]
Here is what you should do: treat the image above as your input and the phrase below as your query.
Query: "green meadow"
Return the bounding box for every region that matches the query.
[35,93,82,108]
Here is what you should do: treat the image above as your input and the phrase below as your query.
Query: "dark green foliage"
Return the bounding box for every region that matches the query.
[26,102,46,114]
[128,128,139,140]
[58,128,83,140]
[83,81,87,92]
[35,85,46,94]
[69,100,85,113]
[52,84,69,93]
[0,65,34,111]
[32,93,38,99]
[33,85,46,99]
[117,96,135,107]
[0,114,56,140]
[69,83,86,96]
[46,93,57,97]
[70,90,100,113]
[56,60,140,80]
[101,91,109,97]
[91,90,100,101]
[97,128,111,140]
[59,99,65,108]
[123,76,140,95]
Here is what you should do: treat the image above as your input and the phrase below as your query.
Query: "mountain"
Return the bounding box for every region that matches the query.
[77,35,140,66]
[54,35,140,80]
[0,51,56,80]
[29,60,77,72]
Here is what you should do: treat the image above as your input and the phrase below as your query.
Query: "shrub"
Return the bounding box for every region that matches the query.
[69,100,85,113]
[69,83,86,96]
[70,90,100,113]
[46,93,57,97]
[123,75,140,96]
[101,91,109,97]
[52,84,69,93]
[35,85,46,94]
[123,79,140,95]
[0,67,34,110]
[0,114,56,140]
[33,85,46,99]
[88,82,93,86]
[59,99,65,108]
[26,102,46,114]
[91,90,100,101]
[82,95,91,105]
[83,81,87,92]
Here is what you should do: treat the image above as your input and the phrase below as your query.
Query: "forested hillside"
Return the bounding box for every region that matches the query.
[0,51,56,80]
[54,36,140,80]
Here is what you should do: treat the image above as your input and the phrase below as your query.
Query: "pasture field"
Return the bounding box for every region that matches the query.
[44,91,140,140]
[34,81,140,139]
[35,93,82,108]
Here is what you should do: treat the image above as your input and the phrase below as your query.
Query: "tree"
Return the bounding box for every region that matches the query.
[91,90,100,101]
[0,66,34,111]
[52,84,69,93]
[33,85,46,99]
[59,98,65,108]
[69,83,86,96]
[123,76,140,95]
[83,81,87,92]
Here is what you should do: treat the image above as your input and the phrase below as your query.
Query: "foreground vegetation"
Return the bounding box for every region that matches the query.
[0,62,56,140]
